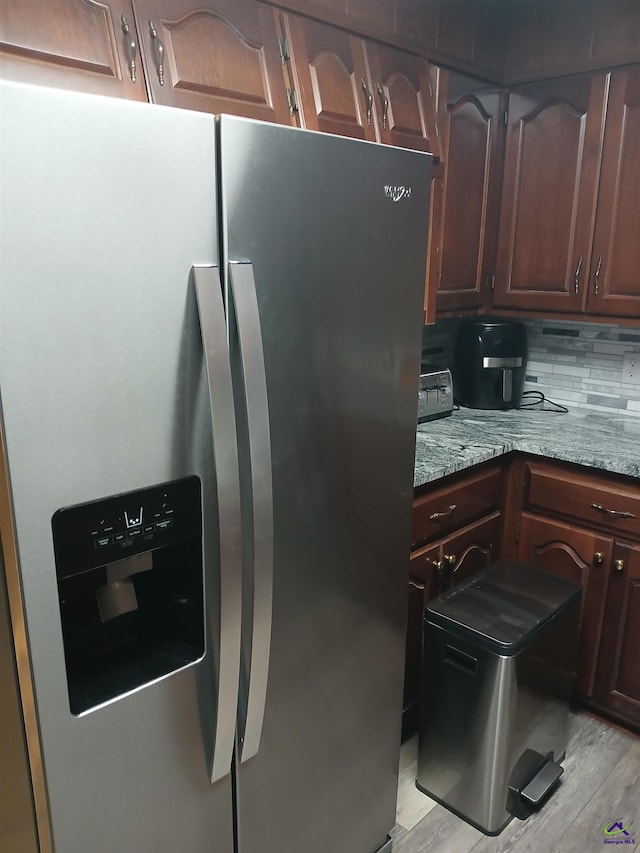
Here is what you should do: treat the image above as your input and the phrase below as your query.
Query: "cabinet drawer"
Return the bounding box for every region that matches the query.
[411,463,503,548]
[526,461,640,538]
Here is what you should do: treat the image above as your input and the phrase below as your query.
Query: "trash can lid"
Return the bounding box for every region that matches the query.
[426,559,582,654]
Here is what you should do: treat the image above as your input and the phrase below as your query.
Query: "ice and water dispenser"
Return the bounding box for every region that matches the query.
[52,477,204,714]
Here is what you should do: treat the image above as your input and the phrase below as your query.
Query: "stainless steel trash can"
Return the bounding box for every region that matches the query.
[416,559,581,836]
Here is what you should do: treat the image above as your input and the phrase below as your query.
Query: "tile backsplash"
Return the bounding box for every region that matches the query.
[422,317,640,417]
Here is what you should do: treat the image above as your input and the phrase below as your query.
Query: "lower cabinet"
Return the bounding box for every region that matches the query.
[403,465,504,737]
[516,512,610,698]
[593,542,640,727]
[513,457,640,730]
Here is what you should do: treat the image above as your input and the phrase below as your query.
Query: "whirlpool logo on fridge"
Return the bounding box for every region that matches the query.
[384,185,412,202]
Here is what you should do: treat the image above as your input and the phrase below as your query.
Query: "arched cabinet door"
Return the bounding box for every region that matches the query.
[493,73,609,313]
[0,0,147,100]
[364,42,440,155]
[517,512,611,697]
[594,542,640,727]
[445,512,501,588]
[132,0,293,123]
[282,13,376,141]
[588,68,640,318]
[433,71,504,313]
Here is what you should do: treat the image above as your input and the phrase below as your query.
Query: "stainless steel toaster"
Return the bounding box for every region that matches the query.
[418,365,454,423]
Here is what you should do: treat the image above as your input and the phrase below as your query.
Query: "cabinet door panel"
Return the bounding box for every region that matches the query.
[403,543,441,734]
[518,512,610,697]
[0,0,146,100]
[446,511,501,588]
[494,74,608,313]
[594,542,640,727]
[283,14,375,141]
[589,68,640,317]
[434,72,503,312]
[364,43,439,155]
[133,0,292,122]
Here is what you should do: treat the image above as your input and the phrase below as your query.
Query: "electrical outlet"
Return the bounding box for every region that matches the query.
[622,353,640,383]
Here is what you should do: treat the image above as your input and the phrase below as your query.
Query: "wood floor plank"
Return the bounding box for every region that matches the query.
[395,758,438,832]
[394,712,638,853]
[467,713,634,853]
[551,738,640,852]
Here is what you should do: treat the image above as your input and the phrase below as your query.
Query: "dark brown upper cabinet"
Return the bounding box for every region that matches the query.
[0,0,147,100]
[281,13,375,141]
[492,73,609,314]
[131,0,294,123]
[364,41,440,155]
[432,70,505,314]
[588,67,640,318]
[282,13,440,155]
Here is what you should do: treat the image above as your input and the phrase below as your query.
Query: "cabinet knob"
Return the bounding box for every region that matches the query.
[444,553,457,568]
[428,558,444,574]
[615,558,625,573]
[593,551,604,565]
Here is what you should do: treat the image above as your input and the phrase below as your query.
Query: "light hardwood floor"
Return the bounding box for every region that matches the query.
[393,711,640,852]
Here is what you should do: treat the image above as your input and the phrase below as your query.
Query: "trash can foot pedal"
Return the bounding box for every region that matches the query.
[521,760,563,806]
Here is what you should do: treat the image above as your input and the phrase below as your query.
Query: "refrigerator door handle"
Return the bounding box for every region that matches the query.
[229,261,274,764]
[192,265,243,784]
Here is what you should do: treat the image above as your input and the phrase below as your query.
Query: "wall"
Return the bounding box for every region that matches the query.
[422,318,640,417]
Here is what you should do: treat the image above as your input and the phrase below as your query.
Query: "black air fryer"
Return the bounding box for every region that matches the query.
[453,317,527,409]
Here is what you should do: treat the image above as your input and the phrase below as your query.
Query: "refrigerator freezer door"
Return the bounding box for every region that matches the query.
[219,116,431,853]
[0,83,233,853]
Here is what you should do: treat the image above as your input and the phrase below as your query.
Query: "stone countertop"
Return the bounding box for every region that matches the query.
[414,407,640,488]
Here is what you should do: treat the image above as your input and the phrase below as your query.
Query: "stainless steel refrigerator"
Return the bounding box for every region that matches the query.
[0,81,432,853]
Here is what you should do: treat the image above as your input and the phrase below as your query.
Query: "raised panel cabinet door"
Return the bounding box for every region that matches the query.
[493,74,609,313]
[132,0,293,122]
[593,542,640,728]
[518,512,611,697]
[363,42,440,155]
[0,0,147,100]
[403,543,441,734]
[588,68,640,318]
[434,71,504,313]
[282,14,376,141]
[445,511,501,588]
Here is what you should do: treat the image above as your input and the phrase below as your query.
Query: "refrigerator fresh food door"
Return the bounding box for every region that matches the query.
[219,116,431,853]
[0,83,236,853]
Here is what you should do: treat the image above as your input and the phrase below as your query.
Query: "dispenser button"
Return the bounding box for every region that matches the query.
[113,533,126,544]
[94,536,112,549]
[143,525,154,534]
[155,518,173,531]
[127,527,142,539]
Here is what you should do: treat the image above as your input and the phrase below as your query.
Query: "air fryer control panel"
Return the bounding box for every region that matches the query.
[52,476,201,580]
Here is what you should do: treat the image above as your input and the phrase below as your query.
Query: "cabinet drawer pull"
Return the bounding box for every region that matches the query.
[573,255,583,293]
[591,503,636,520]
[121,14,137,83]
[429,504,457,521]
[360,77,373,127]
[375,82,389,130]
[149,20,165,86]
[615,559,625,573]
[593,256,603,295]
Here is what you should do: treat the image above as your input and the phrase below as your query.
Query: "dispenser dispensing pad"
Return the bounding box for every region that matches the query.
[52,477,204,714]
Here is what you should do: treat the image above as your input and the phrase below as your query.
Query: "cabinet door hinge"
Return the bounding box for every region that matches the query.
[503,111,508,126]
[286,88,298,115]
[278,36,290,64]
[515,521,520,544]
[487,273,495,291]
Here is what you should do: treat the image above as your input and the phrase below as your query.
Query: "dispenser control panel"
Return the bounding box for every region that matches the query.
[52,476,201,580]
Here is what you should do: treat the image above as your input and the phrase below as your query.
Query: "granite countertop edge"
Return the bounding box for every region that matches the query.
[414,407,640,489]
